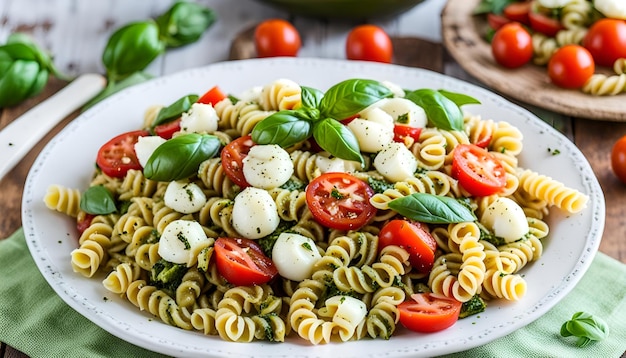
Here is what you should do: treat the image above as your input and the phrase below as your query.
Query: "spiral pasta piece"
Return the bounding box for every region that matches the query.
[103,262,142,294]
[259,78,302,111]
[482,269,527,301]
[125,279,193,329]
[44,184,81,217]
[561,0,592,30]
[582,73,626,96]
[197,157,239,199]
[517,169,589,213]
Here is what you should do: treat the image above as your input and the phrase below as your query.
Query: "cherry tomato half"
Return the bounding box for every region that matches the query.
[154,118,181,139]
[451,144,506,197]
[305,172,377,231]
[254,19,301,58]
[583,18,626,67]
[197,85,227,105]
[214,237,278,286]
[96,130,149,178]
[611,134,626,184]
[379,220,436,273]
[491,22,533,68]
[221,135,255,188]
[503,2,531,25]
[398,293,462,333]
[548,45,595,89]
[528,11,564,37]
[346,25,393,63]
[393,124,422,144]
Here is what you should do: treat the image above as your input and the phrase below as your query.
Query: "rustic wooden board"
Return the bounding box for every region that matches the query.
[441,0,626,122]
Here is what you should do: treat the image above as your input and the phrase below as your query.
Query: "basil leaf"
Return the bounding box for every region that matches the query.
[156,1,216,48]
[80,185,117,215]
[144,133,220,181]
[319,79,392,119]
[102,20,165,81]
[313,118,363,165]
[405,89,464,131]
[152,94,199,128]
[251,111,312,148]
[438,89,481,107]
[300,86,323,109]
[560,312,609,348]
[387,193,476,224]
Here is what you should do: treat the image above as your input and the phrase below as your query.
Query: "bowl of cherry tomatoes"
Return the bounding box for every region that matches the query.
[254,0,426,20]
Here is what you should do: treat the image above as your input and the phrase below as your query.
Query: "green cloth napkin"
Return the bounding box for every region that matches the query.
[1,229,625,358]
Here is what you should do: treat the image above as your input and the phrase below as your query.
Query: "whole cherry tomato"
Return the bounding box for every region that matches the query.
[611,134,626,184]
[254,19,301,57]
[491,22,533,68]
[547,45,595,89]
[346,25,393,63]
[583,18,626,67]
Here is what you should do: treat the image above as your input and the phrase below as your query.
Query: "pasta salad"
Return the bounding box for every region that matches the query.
[44,77,589,344]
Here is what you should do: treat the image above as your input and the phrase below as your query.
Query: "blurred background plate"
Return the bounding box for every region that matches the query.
[441,0,626,121]
[254,0,426,20]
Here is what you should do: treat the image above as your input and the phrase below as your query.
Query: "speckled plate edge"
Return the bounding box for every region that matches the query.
[22,57,605,357]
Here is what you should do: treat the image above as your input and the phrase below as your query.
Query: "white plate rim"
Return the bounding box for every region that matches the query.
[22,57,605,358]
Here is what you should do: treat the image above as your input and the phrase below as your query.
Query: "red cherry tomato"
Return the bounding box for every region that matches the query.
[305,172,377,231]
[254,19,301,58]
[451,144,506,197]
[528,11,564,37]
[491,23,533,68]
[221,135,255,188]
[547,45,595,89]
[503,2,531,25]
[154,118,181,139]
[487,13,512,31]
[582,18,626,67]
[96,130,149,178]
[393,124,422,144]
[346,25,393,63]
[611,134,626,184]
[397,293,462,333]
[197,85,227,105]
[379,220,436,273]
[214,237,278,286]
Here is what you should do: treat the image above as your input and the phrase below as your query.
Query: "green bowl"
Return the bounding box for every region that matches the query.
[255,0,426,20]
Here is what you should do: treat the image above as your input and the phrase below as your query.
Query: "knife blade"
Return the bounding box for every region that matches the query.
[0,73,106,180]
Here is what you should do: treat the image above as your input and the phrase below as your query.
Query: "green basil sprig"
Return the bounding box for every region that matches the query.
[387,193,476,224]
[0,33,65,108]
[560,312,609,348]
[151,94,199,129]
[252,79,392,166]
[319,79,393,119]
[144,133,220,181]
[79,185,117,215]
[405,89,465,132]
[156,1,216,48]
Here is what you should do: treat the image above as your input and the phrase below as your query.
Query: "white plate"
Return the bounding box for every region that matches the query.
[22,58,605,357]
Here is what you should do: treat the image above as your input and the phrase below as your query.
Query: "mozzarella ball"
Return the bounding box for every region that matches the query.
[272,233,322,281]
[134,135,166,168]
[242,144,294,189]
[314,154,362,174]
[373,142,418,182]
[158,220,209,264]
[180,103,219,133]
[480,197,529,243]
[381,80,406,98]
[164,181,207,214]
[232,187,280,239]
[326,295,367,329]
[347,118,394,153]
[378,97,427,128]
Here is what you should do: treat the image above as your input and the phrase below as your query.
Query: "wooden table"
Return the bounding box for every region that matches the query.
[1,0,625,357]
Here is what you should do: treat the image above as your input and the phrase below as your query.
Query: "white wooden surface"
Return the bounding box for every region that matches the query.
[0,0,446,79]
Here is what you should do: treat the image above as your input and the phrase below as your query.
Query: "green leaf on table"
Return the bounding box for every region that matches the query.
[387,193,476,224]
[560,311,609,348]
[80,185,117,215]
[156,1,216,48]
[143,133,220,181]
